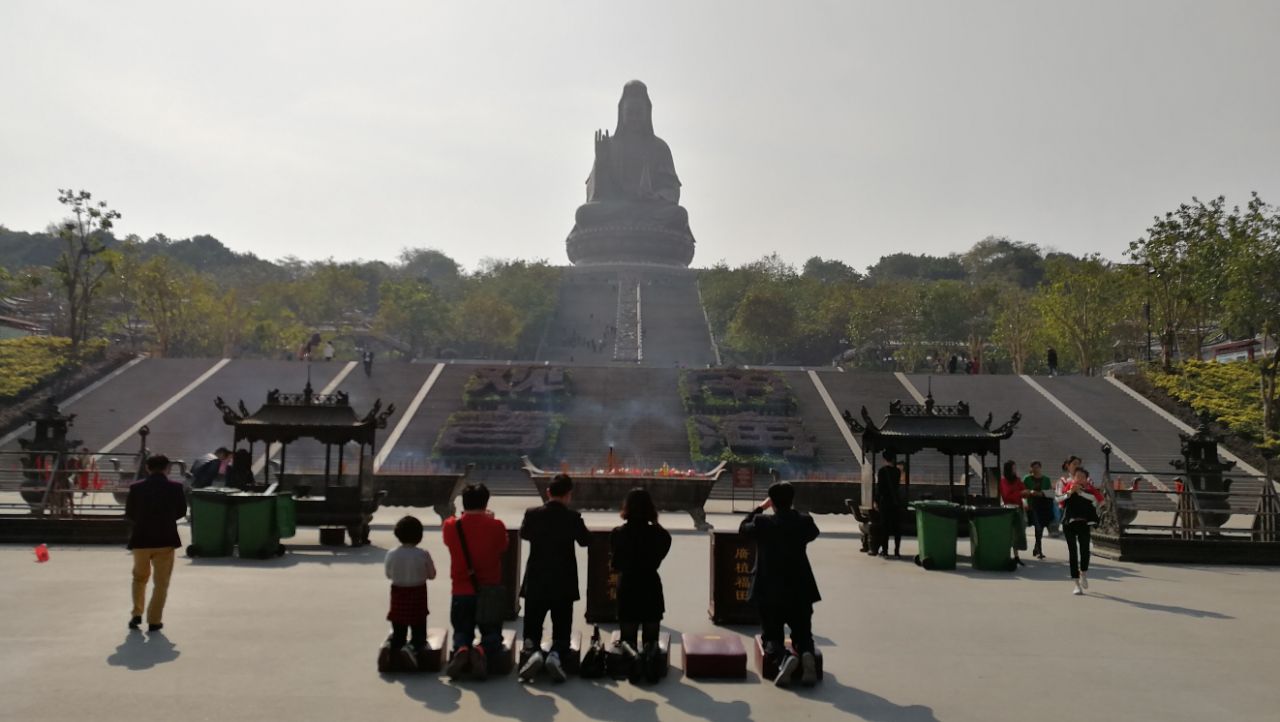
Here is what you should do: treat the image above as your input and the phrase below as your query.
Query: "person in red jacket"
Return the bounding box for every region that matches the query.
[442,484,508,680]
[998,460,1030,567]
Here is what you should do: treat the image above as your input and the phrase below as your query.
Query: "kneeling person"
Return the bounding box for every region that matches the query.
[740,481,821,688]
[443,484,509,680]
[518,473,590,683]
[383,515,436,669]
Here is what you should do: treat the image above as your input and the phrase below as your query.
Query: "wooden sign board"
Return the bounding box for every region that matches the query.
[584,529,618,623]
[502,528,521,621]
[708,531,759,625]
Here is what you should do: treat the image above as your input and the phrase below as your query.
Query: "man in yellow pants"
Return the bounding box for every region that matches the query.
[125,455,187,632]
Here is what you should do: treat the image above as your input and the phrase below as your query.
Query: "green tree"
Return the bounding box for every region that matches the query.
[455,293,520,357]
[960,236,1046,288]
[52,189,121,350]
[846,282,924,371]
[1034,255,1127,375]
[802,256,861,285]
[992,287,1044,374]
[1219,193,1280,447]
[377,279,450,358]
[1128,197,1229,369]
[726,285,798,363]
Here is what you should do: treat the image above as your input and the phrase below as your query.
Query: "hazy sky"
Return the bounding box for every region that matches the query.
[3,1,1278,271]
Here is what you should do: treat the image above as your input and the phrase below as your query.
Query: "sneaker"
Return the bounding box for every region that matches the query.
[545,651,567,684]
[1080,572,1089,590]
[128,616,141,630]
[1072,582,1084,596]
[147,623,163,633]
[519,648,544,683]
[446,647,471,679]
[774,654,799,688]
[800,652,818,687]
[469,645,489,681]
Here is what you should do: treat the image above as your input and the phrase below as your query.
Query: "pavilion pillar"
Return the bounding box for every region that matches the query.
[337,444,345,484]
[280,443,287,480]
[324,444,331,483]
[948,454,955,502]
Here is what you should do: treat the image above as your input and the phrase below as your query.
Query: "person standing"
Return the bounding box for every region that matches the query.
[323,341,335,362]
[362,349,375,377]
[1022,460,1054,559]
[226,448,255,491]
[1053,456,1082,535]
[442,484,508,680]
[189,447,230,489]
[998,460,1029,567]
[1057,467,1103,595]
[873,451,904,557]
[517,474,591,684]
[125,455,187,632]
[740,482,821,688]
[384,516,437,669]
[610,488,672,682]
[1047,347,1059,376]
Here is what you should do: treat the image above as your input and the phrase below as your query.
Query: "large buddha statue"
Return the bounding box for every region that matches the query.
[567,81,696,267]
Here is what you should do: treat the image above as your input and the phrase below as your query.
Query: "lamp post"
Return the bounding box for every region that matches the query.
[1144,300,1152,363]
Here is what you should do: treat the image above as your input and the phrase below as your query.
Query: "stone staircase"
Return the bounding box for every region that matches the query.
[639,272,717,367]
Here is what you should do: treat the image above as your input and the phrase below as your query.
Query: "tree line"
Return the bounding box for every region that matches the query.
[701,194,1280,383]
[1,190,560,361]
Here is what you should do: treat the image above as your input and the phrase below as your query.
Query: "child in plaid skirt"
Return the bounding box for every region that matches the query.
[385,516,437,667]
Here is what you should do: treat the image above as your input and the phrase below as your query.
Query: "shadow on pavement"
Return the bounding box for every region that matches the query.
[106,630,180,670]
[803,672,939,722]
[1088,592,1234,619]
[474,679,560,721]
[656,671,756,722]
[184,544,388,568]
[547,678,662,722]
[384,673,462,713]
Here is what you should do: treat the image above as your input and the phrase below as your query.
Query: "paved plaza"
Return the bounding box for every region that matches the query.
[3,498,1278,722]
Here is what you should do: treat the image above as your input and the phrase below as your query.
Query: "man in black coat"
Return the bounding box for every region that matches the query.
[125,455,188,632]
[874,451,904,557]
[518,474,591,683]
[740,481,821,688]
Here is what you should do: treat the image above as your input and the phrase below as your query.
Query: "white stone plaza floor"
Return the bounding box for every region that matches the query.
[3,498,1278,722]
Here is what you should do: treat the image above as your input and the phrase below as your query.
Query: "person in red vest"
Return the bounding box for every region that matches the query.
[441,484,508,680]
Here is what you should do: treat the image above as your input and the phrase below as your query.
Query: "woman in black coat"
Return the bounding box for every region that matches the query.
[610,488,672,651]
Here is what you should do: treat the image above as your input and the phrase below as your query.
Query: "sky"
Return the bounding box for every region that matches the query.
[2,0,1278,272]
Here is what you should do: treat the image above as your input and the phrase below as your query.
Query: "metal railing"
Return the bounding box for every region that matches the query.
[1100,467,1280,542]
[0,451,147,516]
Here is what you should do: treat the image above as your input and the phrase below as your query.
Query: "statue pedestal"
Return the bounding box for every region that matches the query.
[566,224,695,267]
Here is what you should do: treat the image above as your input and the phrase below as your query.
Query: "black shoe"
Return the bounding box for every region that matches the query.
[1015,558,1026,567]
[128,616,142,630]
[147,623,163,633]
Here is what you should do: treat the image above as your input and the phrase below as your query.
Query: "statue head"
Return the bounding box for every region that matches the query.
[615,80,654,137]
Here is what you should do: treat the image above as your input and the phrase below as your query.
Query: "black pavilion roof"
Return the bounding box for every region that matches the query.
[215,383,395,446]
[842,394,1020,457]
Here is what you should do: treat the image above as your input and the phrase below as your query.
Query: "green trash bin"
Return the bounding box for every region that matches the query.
[275,493,296,540]
[913,501,961,570]
[235,494,282,559]
[188,490,235,557]
[968,506,1019,571]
